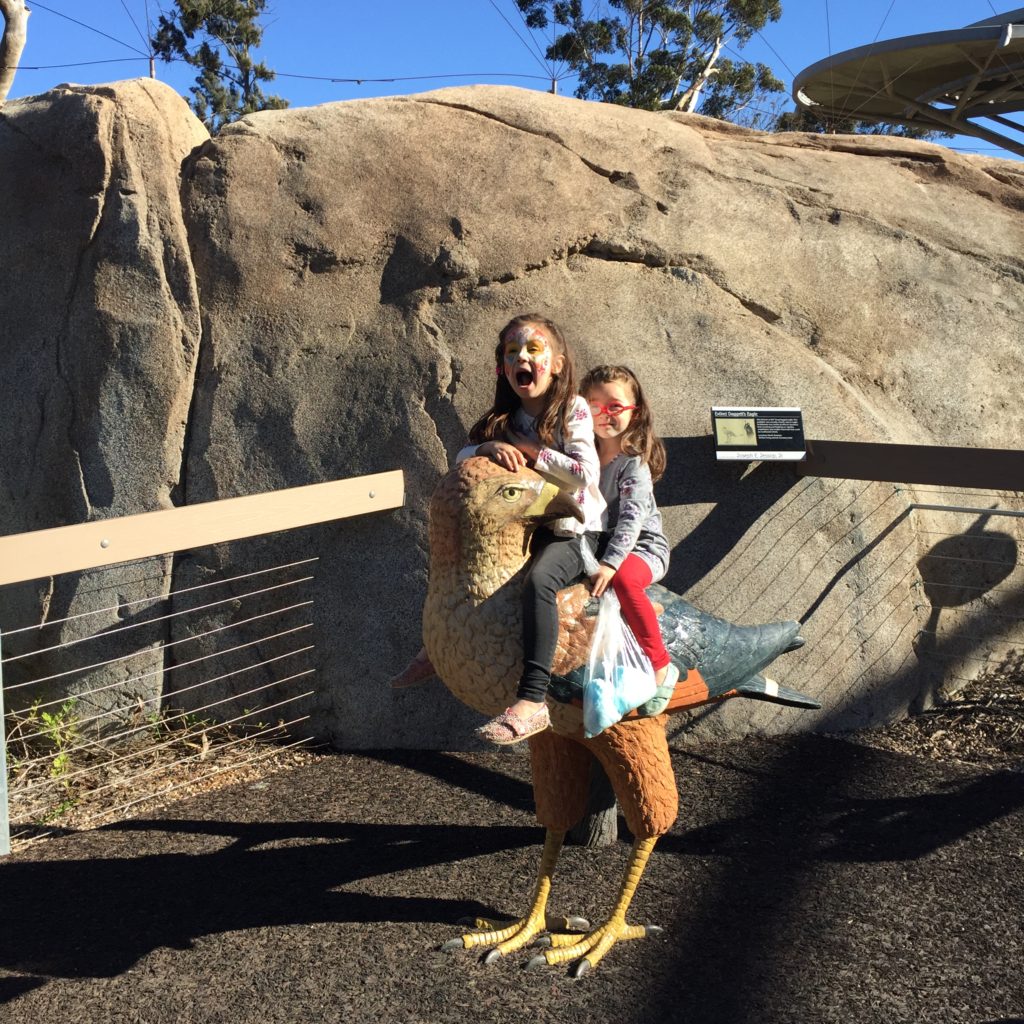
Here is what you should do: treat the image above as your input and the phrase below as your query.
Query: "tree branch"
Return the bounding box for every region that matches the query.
[674,33,723,112]
[0,0,30,106]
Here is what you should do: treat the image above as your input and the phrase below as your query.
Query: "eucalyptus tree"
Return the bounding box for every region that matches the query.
[515,0,784,118]
[151,0,287,132]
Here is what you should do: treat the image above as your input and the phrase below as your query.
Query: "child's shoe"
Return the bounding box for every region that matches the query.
[475,704,550,746]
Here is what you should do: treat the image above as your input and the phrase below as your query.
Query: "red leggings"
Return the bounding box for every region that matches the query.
[612,553,670,671]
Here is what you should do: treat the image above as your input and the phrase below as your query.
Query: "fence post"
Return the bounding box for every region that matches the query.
[0,629,9,856]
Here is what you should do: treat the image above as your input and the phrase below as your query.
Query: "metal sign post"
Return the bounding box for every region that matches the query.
[0,630,9,856]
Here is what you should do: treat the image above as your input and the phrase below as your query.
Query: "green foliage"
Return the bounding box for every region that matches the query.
[515,0,784,118]
[34,700,80,784]
[5,699,81,818]
[774,106,953,141]
[151,0,288,133]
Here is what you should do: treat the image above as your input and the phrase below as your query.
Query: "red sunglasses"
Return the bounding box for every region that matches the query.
[589,402,636,418]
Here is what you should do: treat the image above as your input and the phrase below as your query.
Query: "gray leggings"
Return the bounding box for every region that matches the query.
[518,529,591,703]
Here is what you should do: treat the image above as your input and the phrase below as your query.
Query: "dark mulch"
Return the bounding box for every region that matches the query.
[2,736,1024,1024]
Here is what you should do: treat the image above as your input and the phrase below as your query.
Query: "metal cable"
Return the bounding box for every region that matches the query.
[2,558,317,637]
[11,668,316,768]
[12,698,307,796]
[11,710,312,816]
[31,0,150,56]
[78,734,316,823]
[13,648,314,746]
[2,577,313,673]
[15,616,312,713]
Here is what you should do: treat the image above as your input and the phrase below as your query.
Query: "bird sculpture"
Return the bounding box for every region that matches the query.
[424,456,819,976]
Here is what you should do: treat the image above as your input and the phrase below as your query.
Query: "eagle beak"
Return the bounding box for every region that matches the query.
[523,479,585,523]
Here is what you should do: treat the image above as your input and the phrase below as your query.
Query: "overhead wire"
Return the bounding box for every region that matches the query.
[510,0,559,77]
[754,28,797,80]
[14,0,573,88]
[486,0,555,79]
[2,58,558,82]
[119,0,151,55]
[838,0,899,115]
[824,0,835,130]
[30,0,150,56]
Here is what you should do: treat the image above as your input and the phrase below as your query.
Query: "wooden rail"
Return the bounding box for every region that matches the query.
[0,470,405,587]
[798,440,1024,490]
[0,469,404,856]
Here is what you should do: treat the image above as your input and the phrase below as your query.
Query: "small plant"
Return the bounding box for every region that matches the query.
[38,700,80,785]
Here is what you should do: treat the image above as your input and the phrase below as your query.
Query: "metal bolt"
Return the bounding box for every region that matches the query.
[369,491,376,498]
[100,538,110,549]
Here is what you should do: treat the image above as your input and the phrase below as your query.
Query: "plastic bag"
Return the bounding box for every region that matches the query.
[582,589,658,739]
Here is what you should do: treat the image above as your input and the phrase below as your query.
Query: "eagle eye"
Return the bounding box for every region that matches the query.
[500,485,524,503]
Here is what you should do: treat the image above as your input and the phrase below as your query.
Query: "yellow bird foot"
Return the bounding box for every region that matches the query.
[441,913,590,962]
[527,920,664,977]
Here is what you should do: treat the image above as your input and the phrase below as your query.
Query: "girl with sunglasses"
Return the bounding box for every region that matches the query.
[580,365,678,692]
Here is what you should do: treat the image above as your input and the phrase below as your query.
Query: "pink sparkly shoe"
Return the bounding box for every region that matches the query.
[475,704,551,746]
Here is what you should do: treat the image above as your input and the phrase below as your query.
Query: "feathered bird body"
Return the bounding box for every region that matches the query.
[426,456,819,975]
[423,457,816,736]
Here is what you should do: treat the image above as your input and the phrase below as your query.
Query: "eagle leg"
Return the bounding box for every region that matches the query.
[528,835,660,977]
[442,829,583,960]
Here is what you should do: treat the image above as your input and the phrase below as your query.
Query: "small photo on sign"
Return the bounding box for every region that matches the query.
[711,407,806,462]
[715,417,757,447]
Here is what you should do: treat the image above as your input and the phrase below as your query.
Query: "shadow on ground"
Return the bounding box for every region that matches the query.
[0,820,533,979]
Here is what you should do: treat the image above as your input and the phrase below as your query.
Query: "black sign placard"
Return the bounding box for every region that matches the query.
[711,407,806,461]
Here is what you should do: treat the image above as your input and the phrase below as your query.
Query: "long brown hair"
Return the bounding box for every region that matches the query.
[579,364,666,482]
[468,314,579,448]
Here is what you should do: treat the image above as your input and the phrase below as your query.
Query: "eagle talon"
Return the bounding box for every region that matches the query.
[571,959,592,979]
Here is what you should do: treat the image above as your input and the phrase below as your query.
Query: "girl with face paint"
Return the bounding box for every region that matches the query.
[579,365,677,695]
[465,314,604,744]
[387,314,605,745]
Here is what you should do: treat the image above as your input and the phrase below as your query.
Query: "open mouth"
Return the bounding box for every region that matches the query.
[515,368,535,388]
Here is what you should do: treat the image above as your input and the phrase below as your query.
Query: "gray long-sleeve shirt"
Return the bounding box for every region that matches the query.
[596,454,669,582]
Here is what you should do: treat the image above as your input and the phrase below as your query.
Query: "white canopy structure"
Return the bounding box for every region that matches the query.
[793,8,1024,156]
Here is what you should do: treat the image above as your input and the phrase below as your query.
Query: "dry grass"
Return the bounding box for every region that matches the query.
[5,701,320,845]
[851,650,1024,769]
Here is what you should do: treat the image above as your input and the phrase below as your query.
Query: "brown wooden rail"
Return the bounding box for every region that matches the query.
[797,440,1024,490]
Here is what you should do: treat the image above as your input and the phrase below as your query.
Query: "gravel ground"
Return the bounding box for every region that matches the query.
[2,729,1024,1024]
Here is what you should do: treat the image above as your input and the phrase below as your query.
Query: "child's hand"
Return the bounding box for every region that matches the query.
[477,440,527,471]
[590,563,617,598]
[507,431,541,463]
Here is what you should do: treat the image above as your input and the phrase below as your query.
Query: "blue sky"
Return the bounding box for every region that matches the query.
[7,1,1019,157]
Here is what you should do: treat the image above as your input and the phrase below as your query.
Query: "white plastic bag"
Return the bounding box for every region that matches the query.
[582,589,658,739]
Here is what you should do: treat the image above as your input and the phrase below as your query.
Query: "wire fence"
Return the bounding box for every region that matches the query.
[1,554,317,849]
[0,471,404,855]
[675,478,1024,741]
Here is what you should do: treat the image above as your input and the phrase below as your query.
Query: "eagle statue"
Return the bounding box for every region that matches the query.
[422,456,818,976]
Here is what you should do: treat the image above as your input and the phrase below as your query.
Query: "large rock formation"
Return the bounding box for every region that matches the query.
[0,80,206,714]
[1,78,1022,747]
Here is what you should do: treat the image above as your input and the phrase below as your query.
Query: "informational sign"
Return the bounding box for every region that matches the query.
[712,407,806,461]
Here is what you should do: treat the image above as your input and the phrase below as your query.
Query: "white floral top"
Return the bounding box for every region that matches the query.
[457,396,605,537]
